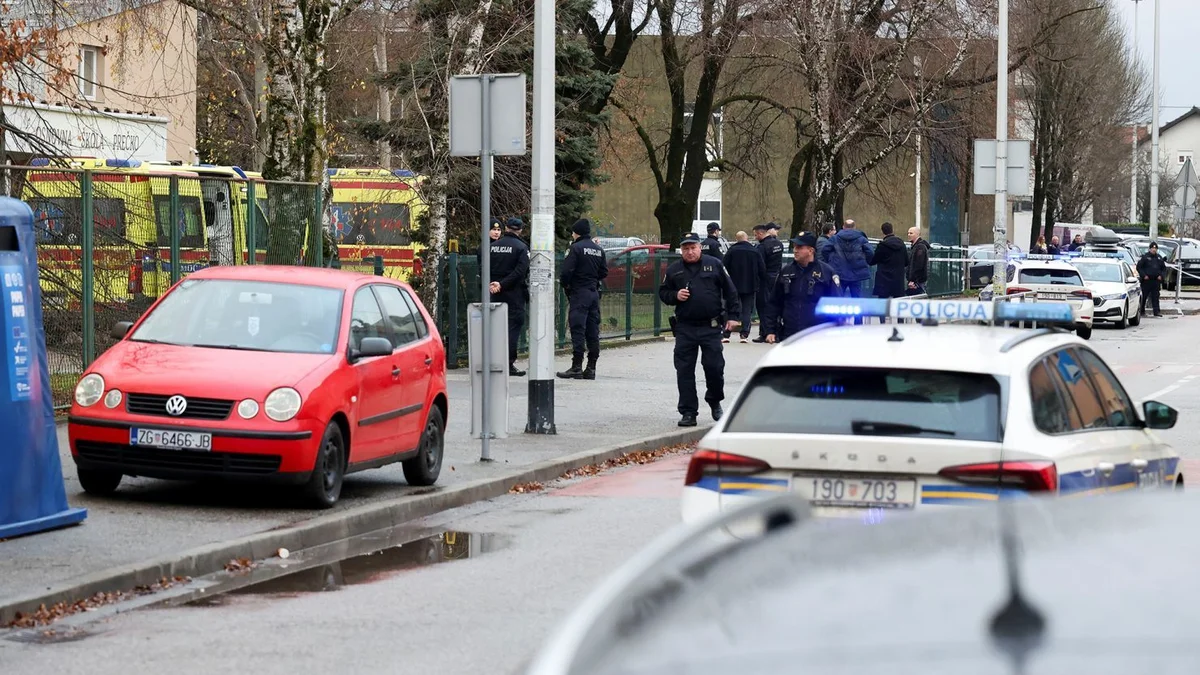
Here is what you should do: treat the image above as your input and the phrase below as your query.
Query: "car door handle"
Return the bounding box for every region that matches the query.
[392,367,401,377]
[1131,458,1149,472]
[1097,462,1115,477]
[424,357,433,365]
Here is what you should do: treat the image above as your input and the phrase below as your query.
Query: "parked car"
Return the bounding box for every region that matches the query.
[595,236,645,255]
[67,265,448,508]
[1123,237,1182,289]
[603,244,672,292]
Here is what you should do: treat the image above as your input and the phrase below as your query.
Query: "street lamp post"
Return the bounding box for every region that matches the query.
[526,0,556,434]
[1148,0,1160,242]
[1130,0,1141,224]
[991,0,1010,299]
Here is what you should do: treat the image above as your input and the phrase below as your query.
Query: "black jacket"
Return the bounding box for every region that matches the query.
[764,259,841,338]
[658,255,740,324]
[907,238,930,285]
[702,235,724,262]
[560,236,608,293]
[722,240,766,294]
[758,235,785,278]
[484,233,530,302]
[870,234,908,299]
[1137,252,1167,280]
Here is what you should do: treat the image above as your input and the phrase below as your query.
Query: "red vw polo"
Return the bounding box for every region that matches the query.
[67,265,448,508]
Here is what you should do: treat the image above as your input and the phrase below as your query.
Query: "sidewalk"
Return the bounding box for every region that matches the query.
[0,337,770,618]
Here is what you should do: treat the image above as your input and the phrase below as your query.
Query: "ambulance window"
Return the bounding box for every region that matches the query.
[362,204,412,246]
[154,196,204,248]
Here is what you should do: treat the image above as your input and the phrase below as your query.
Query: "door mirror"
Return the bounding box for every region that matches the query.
[353,336,393,360]
[1126,276,1138,284]
[111,321,133,340]
[1142,400,1178,429]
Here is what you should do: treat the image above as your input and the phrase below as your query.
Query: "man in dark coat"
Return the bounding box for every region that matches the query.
[906,226,930,296]
[702,222,724,261]
[1137,242,1167,317]
[816,222,836,264]
[486,218,531,375]
[869,221,908,299]
[720,230,765,343]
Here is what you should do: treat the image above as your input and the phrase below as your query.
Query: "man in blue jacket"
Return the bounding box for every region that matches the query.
[826,219,874,298]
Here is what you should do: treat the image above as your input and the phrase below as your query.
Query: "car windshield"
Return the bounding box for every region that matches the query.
[723,367,1003,442]
[131,279,344,354]
[1018,268,1083,286]
[1074,262,1124,283]
[1128,240,1179,258]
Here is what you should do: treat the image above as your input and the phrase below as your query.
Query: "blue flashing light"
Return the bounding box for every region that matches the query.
[30,157,51,167]
[197,163,217,167]
[392,169,416,178]
[814,297,889,318]
[994,302,1075,324]
[326,168,338,176]
[105,159,141,168]
[231,166,248,179]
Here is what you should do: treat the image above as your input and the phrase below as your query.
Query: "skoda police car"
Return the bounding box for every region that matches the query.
[680,297,1181,523]
[1003,255,1094,339]
[1071,252,1141,328]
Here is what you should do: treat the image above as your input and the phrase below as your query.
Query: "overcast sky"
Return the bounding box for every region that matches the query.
[1116,0,1199,123]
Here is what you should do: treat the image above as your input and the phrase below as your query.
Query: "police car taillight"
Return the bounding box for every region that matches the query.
[1070,289,1093,299]
[1006,286,1031,295]
[684,449,771,486]
[938,461,1058,492]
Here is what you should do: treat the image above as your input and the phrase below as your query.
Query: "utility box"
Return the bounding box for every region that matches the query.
[468,302,509,439]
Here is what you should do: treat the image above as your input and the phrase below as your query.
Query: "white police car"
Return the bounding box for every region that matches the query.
[1070,253,1141,329]
[1004,255,1094,339]
[680,297,1182,523]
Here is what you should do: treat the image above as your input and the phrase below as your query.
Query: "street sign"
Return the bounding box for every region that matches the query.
[448,74,527,157]
[973,139,1032,197]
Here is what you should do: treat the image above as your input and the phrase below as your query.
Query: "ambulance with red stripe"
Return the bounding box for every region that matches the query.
[328,168,426,280]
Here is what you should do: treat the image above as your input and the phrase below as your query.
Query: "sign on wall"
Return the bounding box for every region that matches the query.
[2,102,169,162]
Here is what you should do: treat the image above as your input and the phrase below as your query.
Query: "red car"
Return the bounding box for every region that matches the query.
[68,265,448,508]
[604,244,672,292]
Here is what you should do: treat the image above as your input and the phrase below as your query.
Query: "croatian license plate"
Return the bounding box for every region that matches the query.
[129,428,212,451]
[792,475,916,509]
[1039,292,1067,300]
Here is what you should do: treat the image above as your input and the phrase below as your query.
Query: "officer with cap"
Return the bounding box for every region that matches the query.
[764,233,841,342]
[751,222,784,342]
[659,232,740,427]
[558,218,608,379]
[702,222,724,262]
[486,217,531,376]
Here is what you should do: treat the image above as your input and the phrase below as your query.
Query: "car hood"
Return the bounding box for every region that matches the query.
[1084,280,1128,296]
[93,340,335,398]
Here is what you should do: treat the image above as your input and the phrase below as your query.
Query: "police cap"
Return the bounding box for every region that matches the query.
[791,233,818,249]
[680,232,703,246]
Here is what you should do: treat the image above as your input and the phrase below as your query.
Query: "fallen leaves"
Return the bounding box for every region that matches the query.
[4,575,191,629]
[223,558,256,573]
[508,442,696,494]
[509,481,545,493]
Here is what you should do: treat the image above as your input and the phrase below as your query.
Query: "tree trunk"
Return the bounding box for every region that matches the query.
[786,144,814,236]
[653,187,692,247]
[374,1,391,169]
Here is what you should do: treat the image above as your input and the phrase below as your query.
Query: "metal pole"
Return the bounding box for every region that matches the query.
[168,175,181,285]
[991,0,1010,298]
[526,0,557,434]
[80,171,95,368]
[1131,0,1141,224]
[914,55,922,233]
[480,74,493,461]
[246,180,257,264]
[1148,0,1160,242]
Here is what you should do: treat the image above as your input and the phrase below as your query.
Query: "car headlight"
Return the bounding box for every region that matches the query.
[74,374,105,407]
[264,388,302,422]
[103,389,123,409]
[1102,293,1127,301]
[237,398,260,420]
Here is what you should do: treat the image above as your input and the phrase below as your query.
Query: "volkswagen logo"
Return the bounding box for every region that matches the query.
[165,395,188,416]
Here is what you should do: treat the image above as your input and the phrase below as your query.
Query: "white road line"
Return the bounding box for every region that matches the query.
[1158,364,1194,375]
[1144,384,1183,401]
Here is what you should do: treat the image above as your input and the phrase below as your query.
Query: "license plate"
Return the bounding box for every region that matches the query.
[1039,293,1067,300]
[792,475,916,509]
[129,428,213,451]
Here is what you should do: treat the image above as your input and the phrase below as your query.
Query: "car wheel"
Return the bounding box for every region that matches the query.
[303,421,346,509]
[77,467,122,496]
[1130,305,1142,326]
[403,406,444,487]
[1076,325,1092,340]
[1116,302,1128,329]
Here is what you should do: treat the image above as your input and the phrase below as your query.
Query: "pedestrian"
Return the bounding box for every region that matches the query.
[816,222,836,264]
[751,222,784,342]
[906,226,930,296]
[825,218,874,298]
[557,218,608,379]
[1048,235,1062,255]
[764,233,841,343]
[486,217,531,376]
[720,230,765,343]
[659,232,740,427]
[869,222,908,299]
[1033,234,1048,254]
[1067,234,1085,252]
[476,218,502,268]
[702,222,724,262]
[1137,241,1166,317]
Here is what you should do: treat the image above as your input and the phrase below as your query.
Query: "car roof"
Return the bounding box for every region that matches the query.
[1011,258,1076,270]
[756,323,1080,376]
[187,265,394,290]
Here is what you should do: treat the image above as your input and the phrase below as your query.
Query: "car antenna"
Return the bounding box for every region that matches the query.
[887,326,904,342]
[987,463,1046,674]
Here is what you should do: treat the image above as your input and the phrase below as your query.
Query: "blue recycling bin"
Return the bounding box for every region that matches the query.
[0,197,87,538]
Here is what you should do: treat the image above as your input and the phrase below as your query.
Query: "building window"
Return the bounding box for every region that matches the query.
[1177,151,1193,166]
[78,46,99,100]
[697,200,721,221]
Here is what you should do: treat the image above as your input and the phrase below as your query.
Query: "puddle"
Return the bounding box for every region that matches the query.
[187,531,504,603]
[6,626,94,644]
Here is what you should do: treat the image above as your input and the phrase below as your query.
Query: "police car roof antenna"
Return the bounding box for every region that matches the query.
[987,468,1047,675]
[887,326,904,342]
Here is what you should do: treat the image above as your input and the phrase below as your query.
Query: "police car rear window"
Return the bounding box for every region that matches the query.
[724,367,1003,442]
[1018,268,1083,286]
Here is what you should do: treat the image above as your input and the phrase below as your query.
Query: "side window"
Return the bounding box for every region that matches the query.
[399,288,429,338]
[373,285,421,347]
[1076,349,1139,428]
[349,287,388,352]
[1029,360,1070,434]
[1047,348,1108,430]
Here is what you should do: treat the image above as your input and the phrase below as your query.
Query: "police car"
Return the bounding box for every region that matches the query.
[1003,255,1094,339]
[1070,252,1141,329]
[680,297,1181,523]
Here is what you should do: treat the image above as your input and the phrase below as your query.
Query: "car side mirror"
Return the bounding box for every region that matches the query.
[111,321,133,340]
[1142,400,1178,430]
[353,336,394,361]
[1126,276,1138,284]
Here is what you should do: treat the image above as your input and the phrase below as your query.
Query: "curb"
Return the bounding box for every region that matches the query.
[0,426,706,624]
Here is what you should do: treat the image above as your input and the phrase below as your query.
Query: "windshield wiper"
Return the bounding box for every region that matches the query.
[850,419,956,437]
[190,343,266,352]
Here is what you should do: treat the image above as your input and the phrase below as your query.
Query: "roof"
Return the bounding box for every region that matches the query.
[756,323,1079,376]
[1011,258,1077,270]
[189,265,390,289]
[1138,106,1200,146]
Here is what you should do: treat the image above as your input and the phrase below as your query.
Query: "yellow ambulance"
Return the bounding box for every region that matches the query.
[328,168,426,280]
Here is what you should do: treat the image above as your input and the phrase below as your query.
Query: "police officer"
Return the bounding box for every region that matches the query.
[558,218,608,379]
[486,217,531,376]
[702,222,724,261]
[1137,241,1167,317]
[659,232,740,427]
[765,233,841,342]
[751,222,784,342]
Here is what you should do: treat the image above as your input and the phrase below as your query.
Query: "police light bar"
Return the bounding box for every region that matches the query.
[105,158,141,168]
[814,297,1075,325]
[1076,251,1126,259]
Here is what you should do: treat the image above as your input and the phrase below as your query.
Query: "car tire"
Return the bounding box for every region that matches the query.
[302,421,346,509]
[1116,302,1128,329]
[1131,307,1142,326]
[403,406,444,487]
[77,467,122,496]
[1076,325,1093,340]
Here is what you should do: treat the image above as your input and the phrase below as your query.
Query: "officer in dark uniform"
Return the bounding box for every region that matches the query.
[1137,241,1167,317]
[764,233,841,342]
[659,232,740,427]
[486,217,531,376]
[558,218,608,379]
[751,223,784,342]
[702,222,724,262]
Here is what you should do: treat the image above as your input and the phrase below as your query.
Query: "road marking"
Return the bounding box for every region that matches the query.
[1158,364,1194,375]
[1144,384,1182,400]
